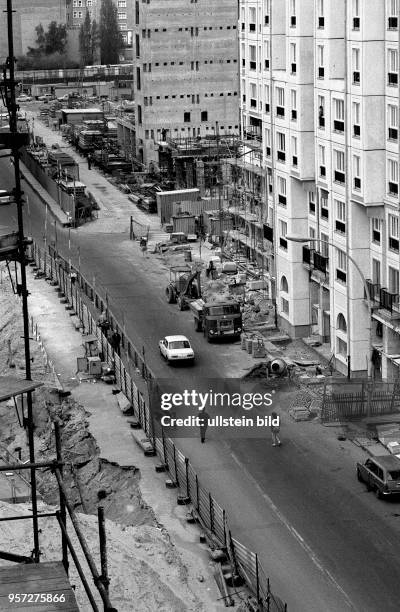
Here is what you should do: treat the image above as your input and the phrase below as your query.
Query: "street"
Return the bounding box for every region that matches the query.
[2,155,400,611]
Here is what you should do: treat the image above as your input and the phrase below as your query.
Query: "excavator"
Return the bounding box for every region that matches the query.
[165,266,202,310]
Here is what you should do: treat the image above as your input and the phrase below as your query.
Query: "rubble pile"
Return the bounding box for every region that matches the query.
[243,293,274,328]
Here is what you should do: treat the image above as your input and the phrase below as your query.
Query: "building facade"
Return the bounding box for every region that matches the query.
[239,0,400,380]
[133,0,240,166]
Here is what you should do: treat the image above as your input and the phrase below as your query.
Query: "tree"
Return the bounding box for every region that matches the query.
[27,21,67,57]
[45,21,67,55]
[100,0,123,64]
[79,11,92,66]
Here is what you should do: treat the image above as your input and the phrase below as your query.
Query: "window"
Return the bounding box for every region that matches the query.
[264,84,270,112]
[318,45,325,78]
[276,86,285,116]
[389,266,400,294]
[279,220,288,249]
[281,298,289,315]
[250,82,257,108]
[277,132,286,162]
[291,136,298,167]
[337,313,347,333]
[118,0,126,6]
[318,95,325,127]
[277,176,287,206]
[388,158,399,195]
[290,0,296,26]
[353,0,360,29]
[291,89,297,120]
[352,48,360,83]
[117,12,127,19]
[388,104,398,140]
[184,112,191,122]
[352,101,360,137]
[336,249,347,283]
[249,6,256,31]
[318,0,324,27]
[320,232,329,257]
[372,259,381,285]
[265,127,271,156]
[353,155,361,190]
[264,41,270,70]
[333,98,345,132]
[249,45,256,70]
[280,275,289,292]
[388,49,398,85]
[389,214,399,251]
[321,192,329,219]
[372,218,381,244]
[309,191,316,215]
[334,150,345,184]
[335,199,346,233]
[201,111,208,122]
[388,0,399,29]
[319,144,326,177]
[290,43,297,73]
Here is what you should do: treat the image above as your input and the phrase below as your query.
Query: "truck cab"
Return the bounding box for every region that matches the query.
[191,299,242,341]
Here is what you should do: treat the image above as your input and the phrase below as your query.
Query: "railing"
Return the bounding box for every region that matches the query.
[31,241,287,611]
[365,280,380,302]
[313,251,329,274]
[379,288,399,314]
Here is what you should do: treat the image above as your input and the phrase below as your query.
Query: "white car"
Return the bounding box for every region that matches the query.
[16,94,32,103]
[159,335,195,364]
[37,93,55,102]
[0,189,12,205]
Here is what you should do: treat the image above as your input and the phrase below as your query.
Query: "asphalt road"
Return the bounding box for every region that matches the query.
[2,156,400,611]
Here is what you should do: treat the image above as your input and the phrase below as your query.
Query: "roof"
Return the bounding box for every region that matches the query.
[61,108,102,114]
[368,455,400,469]
[0,376,43,401]
[164,335,190,342]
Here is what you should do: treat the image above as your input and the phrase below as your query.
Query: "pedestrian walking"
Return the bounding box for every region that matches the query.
[271,411,281,447]
[199,409,209,443]
[110,330,121,356]
[87,153,92,170]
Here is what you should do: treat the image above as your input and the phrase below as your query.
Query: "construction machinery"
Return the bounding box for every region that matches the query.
[165,266,202,310]
[189,298,242,341]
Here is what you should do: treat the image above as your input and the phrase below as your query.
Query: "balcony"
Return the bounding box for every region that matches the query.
[321,207,329,219]
[265,59,270,69]
[291,63,297,74]
[320,165,326,178]
[389,236,399,252]
[334,170,345,184]
[353,17,360,30]
[335,220,346,234]
[292,155,298,167]
[265,103,270,112]
[319,116,325,128]
[249,23,256,32]
[278,194,287,206]
[250,61,257,70]
[263,224,273,242]
[266,146,271,157]
[243,126,262,149]
[380,288,399,314]
[291,109,297,120]
[318,16,324,28]
[314,252,329,274]
[276,106,285,117]
[389,181,399,196]
[388,72,398,86]
[280,237,288,250]
[389,127,398,141]
[250,98,257,108]
[353,71,360,84]
[336,269,347,283]
[277,151,286,162]
[334,119,344,132]
[388,16,398,29]
[353,124,360,137]
[265,15,270,25]
[290,16,296,27]
[354,177,361,190]
[365,280,381,303]
[318,67,325,78]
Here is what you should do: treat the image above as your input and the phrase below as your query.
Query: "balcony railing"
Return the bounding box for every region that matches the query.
[380,288,399,314]
[314,251,329,274]
[334,120,344,132]
[365,280,381,302]
[334,171,345,184]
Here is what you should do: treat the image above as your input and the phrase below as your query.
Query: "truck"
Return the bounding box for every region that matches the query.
[166,266,201,310]
[189,298,242,341]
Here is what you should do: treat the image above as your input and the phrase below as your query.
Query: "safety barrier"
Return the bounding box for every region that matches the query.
[31,241,287,611]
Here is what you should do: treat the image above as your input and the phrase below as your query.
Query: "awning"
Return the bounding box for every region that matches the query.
[0,376,43,402]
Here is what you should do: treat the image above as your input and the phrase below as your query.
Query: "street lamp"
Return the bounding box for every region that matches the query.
[286,234,373,380]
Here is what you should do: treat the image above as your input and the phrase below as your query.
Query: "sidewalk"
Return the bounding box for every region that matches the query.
[25,111,164,235]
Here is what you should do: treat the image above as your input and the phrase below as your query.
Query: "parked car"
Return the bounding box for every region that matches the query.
[37,93,55,102]
[57,93,70,102]
[356,455,400,498]
[159,335,195,364]
[16,94,32,103]
[0,189,13,205]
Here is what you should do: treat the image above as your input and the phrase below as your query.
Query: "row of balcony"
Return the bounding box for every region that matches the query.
[303,246,329,274]
[365,281,400,314]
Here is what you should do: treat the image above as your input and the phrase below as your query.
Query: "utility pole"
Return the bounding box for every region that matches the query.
[3,0,40,561]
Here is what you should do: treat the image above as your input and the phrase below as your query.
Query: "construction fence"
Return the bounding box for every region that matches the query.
[31,241,287,612]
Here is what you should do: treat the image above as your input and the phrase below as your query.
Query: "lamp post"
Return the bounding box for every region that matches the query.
[286,235,373,380]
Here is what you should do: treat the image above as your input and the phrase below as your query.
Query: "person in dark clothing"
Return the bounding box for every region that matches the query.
[87,153,92,170]
[110,330,121,356]
[199,409,209,443]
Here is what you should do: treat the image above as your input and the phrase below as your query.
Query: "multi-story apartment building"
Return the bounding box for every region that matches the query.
[133,0,240,166]
[66,0,133,60]
[239,0,400,380]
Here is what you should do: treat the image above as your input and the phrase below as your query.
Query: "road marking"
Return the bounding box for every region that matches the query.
[230,450,356,610]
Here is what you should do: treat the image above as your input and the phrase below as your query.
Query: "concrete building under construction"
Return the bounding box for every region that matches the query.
[133,0,240,167]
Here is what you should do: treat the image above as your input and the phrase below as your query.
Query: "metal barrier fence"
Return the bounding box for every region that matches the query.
[31,241,287,611]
